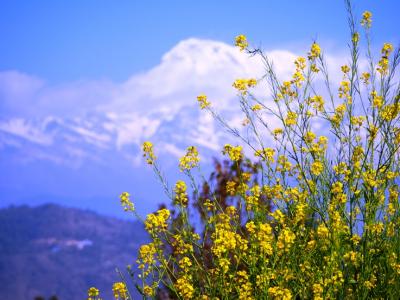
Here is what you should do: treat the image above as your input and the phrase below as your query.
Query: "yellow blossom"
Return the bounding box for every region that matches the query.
[142,141,156,164]
[284,111,298,126]
[179,146,200,171]
[223,144,243,161]
[88,287,100,299]
[175,276,194,299]
[361,72,370,84]
[233,78,257,94]
[235,34,248,51]
[308,42,321,60]
[119,192,134,212]
[311,160,324,176]
[174,180,188,206]
[361,11,372,28]
[197,94,211,109]
[145,209,170,232]
[112,282,128,300]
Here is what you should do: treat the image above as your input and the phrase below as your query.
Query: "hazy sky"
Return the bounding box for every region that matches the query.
[0,1,399,218]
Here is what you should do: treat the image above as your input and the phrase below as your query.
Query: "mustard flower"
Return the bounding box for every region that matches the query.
[308,42,321,60]
[112,282,128,300]
[361,11,372,28]
[361,72,370,84]
[145,209,170,232]
[235,34,248,51]
[223,144,243,161]
[284,111,298,126]
[179,146,200,171]
[197,94,210,109]
[233,78,257,94]
[119,192,134,212]
[142,141,156,164]
[87,287,100,300]
[174,180,188,206]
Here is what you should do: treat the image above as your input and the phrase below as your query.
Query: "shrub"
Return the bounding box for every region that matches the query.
[88,1,400,299]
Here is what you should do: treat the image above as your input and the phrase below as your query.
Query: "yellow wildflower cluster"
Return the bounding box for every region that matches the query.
[268,286,292,300]
[308,42,321,60]
[307,95,325,112]
[311,160,324,176]
[377,43,393,75]
[106,11,400,299]
[174,180,188,206]
[361,10,372,28]
[284,111,297,126]
[119,192,134,212]
[142,141,156,164]
[233,78,257,94]
[254,147,275,163]
[179,146,200,171]
[235,34,248,51]
[223,144,243,161]
[87,287,101,300]
[137,242,157,271]
[145,208,170,232]
[112,282,128,300]
[380,103,400,121]
[361,72,370,84]
[197,94,211,109]
[175,276,194,299]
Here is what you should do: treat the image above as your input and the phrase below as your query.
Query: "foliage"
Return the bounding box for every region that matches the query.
[90,1,400,299]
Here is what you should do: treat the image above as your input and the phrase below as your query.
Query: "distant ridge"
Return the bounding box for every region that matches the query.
[0,203,147,299]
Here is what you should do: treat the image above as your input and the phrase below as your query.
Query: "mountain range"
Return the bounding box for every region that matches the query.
[0,203,148,299]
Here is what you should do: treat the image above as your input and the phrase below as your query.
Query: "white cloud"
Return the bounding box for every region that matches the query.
[0,38,351,166]
[0,118,53,146]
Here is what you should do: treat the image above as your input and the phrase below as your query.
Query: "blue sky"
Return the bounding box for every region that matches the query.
[0,1,399,218]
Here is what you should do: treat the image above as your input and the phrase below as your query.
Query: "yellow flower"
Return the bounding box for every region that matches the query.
[142,141,156,164]
[308,42,321,60]
[179,146,200,171]
[246,221,256,234]
[341,65,350,73]
[112,282,128,300]
[145,209,170,232]
[307,95,325,112]
[174,180,188,206]
[277,228,296,252]
[235,34,248,51]
[361,72,370,84]
[251,103,262,111]
[119,192,134,212]
[233,78,257,94]
[331,181,343,194]
[223,144,243,161]
[311,160,323,176]
[273,128,284,138]
[294,56,306,70]
[138,243,157,267]
[382,43,394,57]
[88,287,100,299]
[268,286,292,300]
[226,180,237,195]
[143,285,154,297]
[254,147,275,163]
[197,94,211,109]
[284,111,298,126]
[317,224,329,239]
[371,90,383,108]
[377,56,389,75]
[361,11,372,28]
[175,276,194,299]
